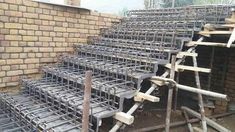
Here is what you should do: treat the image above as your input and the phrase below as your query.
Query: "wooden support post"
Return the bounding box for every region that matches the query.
[192,52,207,132]
[82,71,92,132]
[183,110,194,132]
[227,27,235,48]
[182,107,231,132]
[173,72,180,110]
[165,55,176,132]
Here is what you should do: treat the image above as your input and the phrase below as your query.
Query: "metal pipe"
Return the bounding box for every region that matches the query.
[181,106,231,132]
[176,84,228,100]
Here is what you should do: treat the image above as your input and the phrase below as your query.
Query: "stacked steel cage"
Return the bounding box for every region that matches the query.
[0,5,234,132]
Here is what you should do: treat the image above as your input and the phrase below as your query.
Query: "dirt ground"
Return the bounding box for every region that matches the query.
[100,110,235,132]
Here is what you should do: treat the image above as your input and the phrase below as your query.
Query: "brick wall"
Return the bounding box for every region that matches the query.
[179,46,235,106]
[0,0,121,88]
[225,48,235,102]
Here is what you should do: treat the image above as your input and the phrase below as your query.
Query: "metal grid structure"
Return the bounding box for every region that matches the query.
[0,5,234,132]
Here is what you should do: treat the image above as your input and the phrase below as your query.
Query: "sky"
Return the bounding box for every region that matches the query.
[49,0,144,14]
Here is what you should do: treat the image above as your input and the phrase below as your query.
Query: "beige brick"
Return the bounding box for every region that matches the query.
[24,69,39,74]
[0,71,6,77]
[53,37,65,42]
[20,65,27,70]
[9,4,18,11]
[24,47,38,52]
[39,37,52,42]
[54,47,66,52]
[11,54,19,58]
[10,29,18,34]
[86,15,99,21]
[27,7,35,13]
[19,6,26,12]
[54,16,65,21]
[5,11,22,17]
[0,60,6,65]
[23,24,38,30]
[79,19,88,24]
[39,47,53,52]
[54,27,66,32]
[11,76,20,82]
[67,28,77,33]
[40,58,54,63]
[39,25,53,31]
[19,30,27,35]
[23,1,38,7]
[39,14,53,20]
[7,59,23,65]
[42,20,49,25]
[7,70,23,76]
[1,66,10,71]
[25,58,39,64]
[23,13,38,18]
[5,35,22,40]
[5,23,22,29]
[39,3,53,9]
[0,3,9,10]
[35,31,42,36]
[66,17,77,23]
[79,29,89,34]
[0,83,6,88]
[23,36,38,41]
[5,47,22,53]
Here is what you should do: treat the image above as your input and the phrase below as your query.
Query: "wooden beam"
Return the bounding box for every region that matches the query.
[114,112,134,125]
[165,64,211,73]
[150,79,166,86]
[193,127,203,132]
[186,41,228,47]
[134,92,160,102]
[176,52,198,58]
[225,18,235,24]
[199,30,232,36]
[227,27,235,48]
[221,24,235,28]
[82,71,92,132]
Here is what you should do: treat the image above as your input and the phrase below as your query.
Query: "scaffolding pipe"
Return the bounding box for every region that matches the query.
[176,84,228,100]
[181,106,231,132]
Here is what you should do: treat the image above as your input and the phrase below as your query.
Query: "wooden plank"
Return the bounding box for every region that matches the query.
[227,27,235,48]
[114,112,134,125]
[199,30,232,36]
[176,52,198,58]
[225,18,235,24]
[134,92,160,102]
[221,24,235,28]
[186,41,228,47]
[193,127,203,132]
[165,64,211,73]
